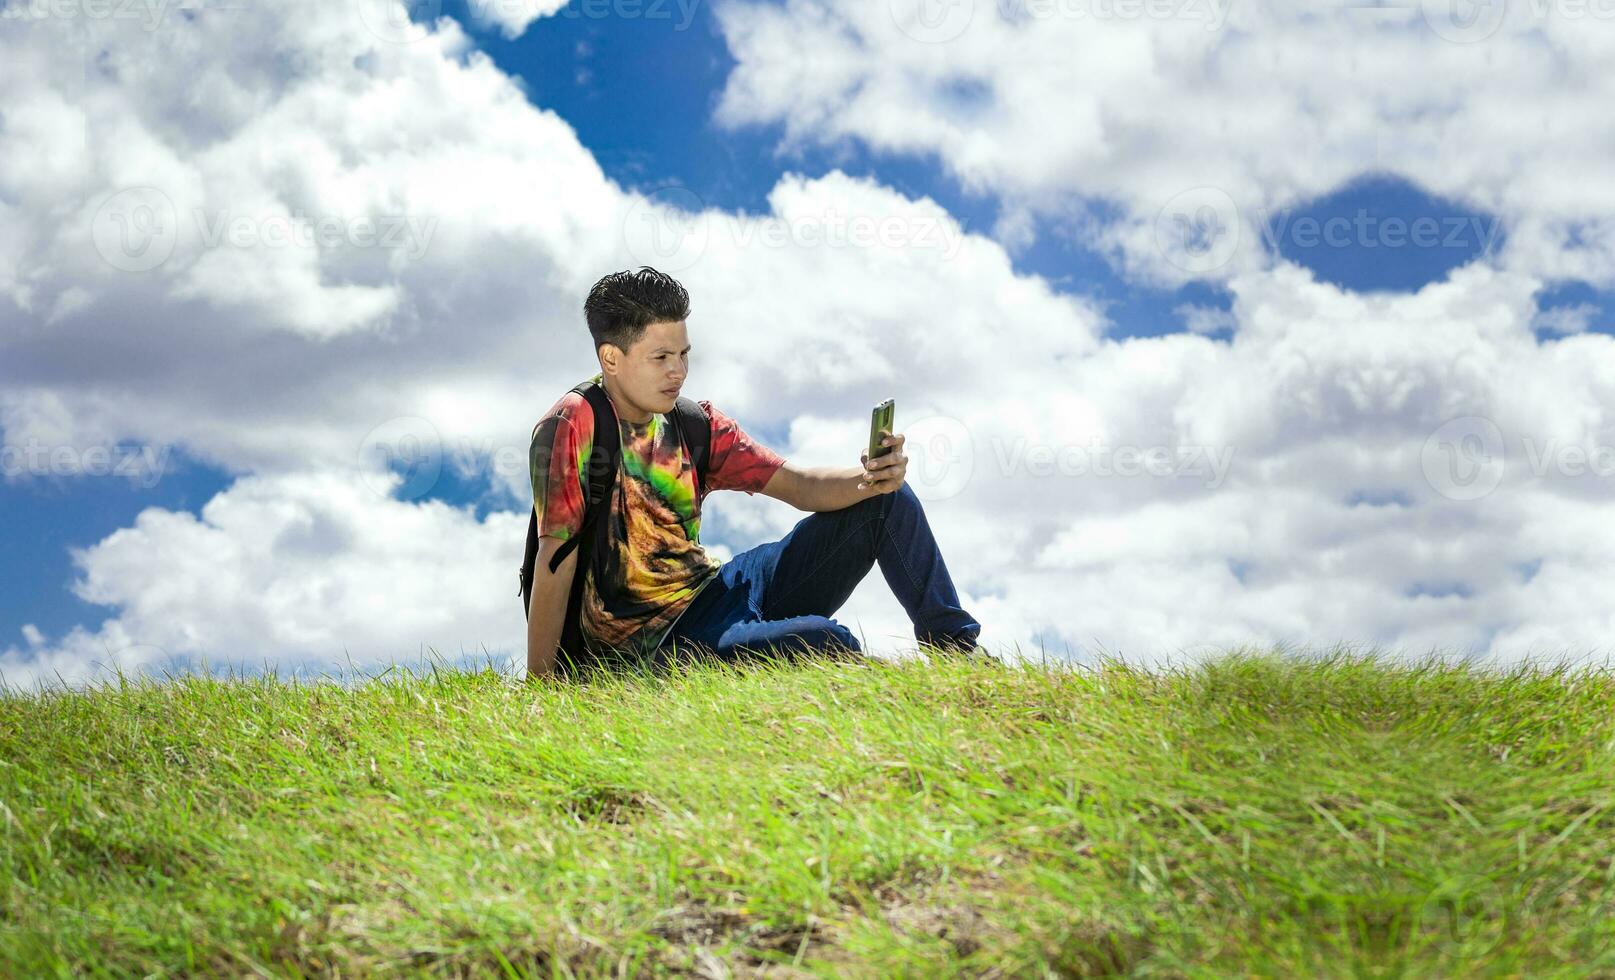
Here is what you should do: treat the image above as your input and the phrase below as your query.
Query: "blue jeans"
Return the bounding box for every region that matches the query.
[656,482,980,666]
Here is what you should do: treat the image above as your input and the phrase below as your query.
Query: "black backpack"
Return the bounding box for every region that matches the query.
[519,378,712,677]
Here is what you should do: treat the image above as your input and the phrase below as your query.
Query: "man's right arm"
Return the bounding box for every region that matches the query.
[526,534,578,681]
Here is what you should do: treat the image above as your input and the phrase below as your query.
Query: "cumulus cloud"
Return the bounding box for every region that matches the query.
[1175,304,1236,336]
[1532,302,1597,336]
[0,469,520,694]
[712,0,1615,287]
[465,0,573,39]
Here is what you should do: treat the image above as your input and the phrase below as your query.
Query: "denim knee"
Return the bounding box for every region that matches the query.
[778,618,861,654]
[731,616,862,659]
[859,481,917,520]
[820,619,862,652]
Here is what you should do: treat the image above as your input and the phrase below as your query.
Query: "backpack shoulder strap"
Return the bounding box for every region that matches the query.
[671,396,711,499]
[546,381,617,570]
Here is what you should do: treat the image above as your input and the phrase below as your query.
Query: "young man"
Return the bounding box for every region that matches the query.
[526,267,984,680]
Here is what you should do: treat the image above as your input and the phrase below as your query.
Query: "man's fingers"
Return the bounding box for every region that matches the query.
[864,462,907,491]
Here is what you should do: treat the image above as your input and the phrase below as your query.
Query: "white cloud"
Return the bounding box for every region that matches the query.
[1175,303,1236,336]
[712,0,1615,288]
[1531,302,1597,336]
[465,0,573,39]
[0,469,520,694]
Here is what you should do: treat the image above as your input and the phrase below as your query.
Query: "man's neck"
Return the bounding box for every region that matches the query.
[597,373,653,424]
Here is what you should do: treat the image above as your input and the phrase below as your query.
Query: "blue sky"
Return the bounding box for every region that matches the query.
[5,0,1612,670]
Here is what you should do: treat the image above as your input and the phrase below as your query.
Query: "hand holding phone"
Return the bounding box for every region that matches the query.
[861,399,905,493]
[867,398,895,461]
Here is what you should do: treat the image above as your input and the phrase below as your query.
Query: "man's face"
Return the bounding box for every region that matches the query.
[601,319,690,417]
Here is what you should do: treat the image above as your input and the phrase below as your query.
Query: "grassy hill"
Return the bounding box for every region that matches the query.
[3,646,1613,976]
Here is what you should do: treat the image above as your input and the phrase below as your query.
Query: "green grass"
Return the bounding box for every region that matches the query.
[3,643,1615,977]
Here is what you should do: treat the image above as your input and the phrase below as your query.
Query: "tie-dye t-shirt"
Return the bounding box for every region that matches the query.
[528,373,786,659]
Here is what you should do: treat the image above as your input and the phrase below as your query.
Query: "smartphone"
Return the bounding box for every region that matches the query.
[867,398,895,461]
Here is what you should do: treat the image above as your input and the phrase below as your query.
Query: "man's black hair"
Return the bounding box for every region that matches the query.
[583,266,691,358]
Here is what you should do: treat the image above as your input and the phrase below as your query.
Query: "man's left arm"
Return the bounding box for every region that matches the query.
[759,431,908,512]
